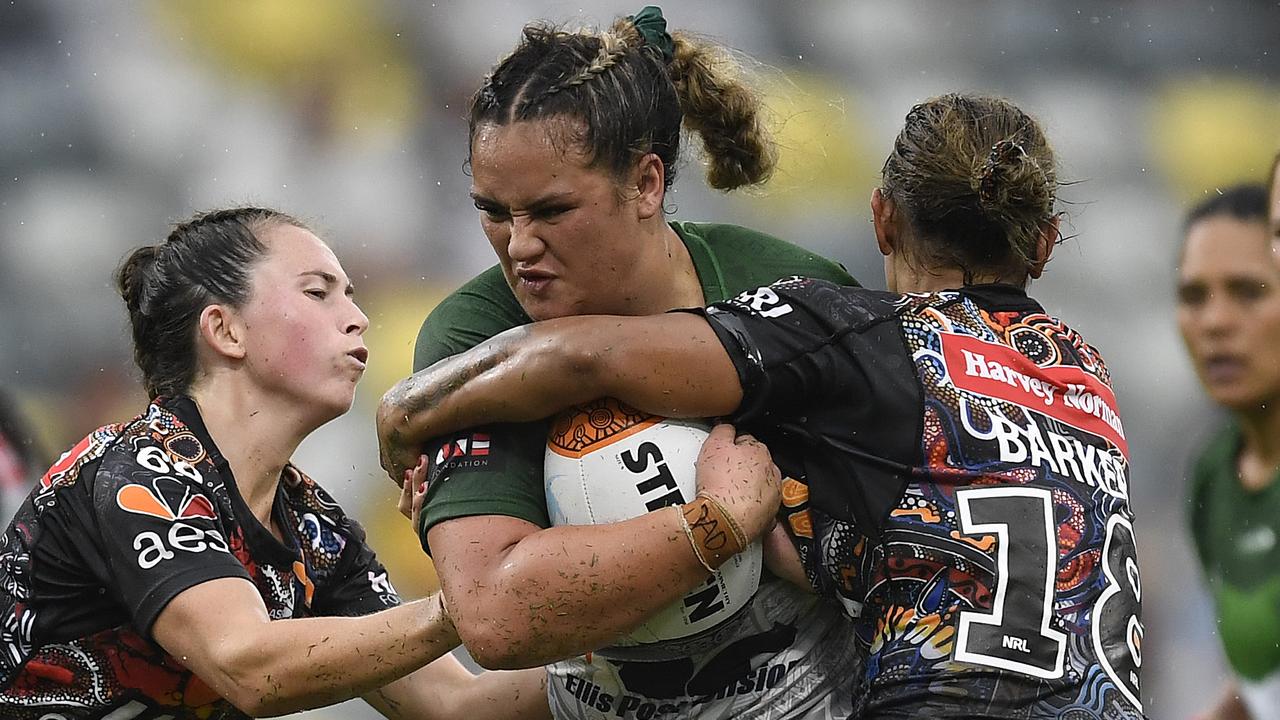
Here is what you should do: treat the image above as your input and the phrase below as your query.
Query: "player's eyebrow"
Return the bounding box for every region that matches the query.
[470,190,576,210]
[300,270,356,295]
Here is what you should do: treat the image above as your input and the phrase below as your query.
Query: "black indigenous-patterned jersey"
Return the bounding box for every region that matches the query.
[698,278,1143,719]
[0,396,400,719]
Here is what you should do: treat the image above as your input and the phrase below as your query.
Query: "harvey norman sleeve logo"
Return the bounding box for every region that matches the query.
[939,332,1128,457]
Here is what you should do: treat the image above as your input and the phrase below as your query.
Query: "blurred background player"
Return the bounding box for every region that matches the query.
[0,208,548,720]
[378,6,864,718]
[1272,154,1280,245]
[0,390,48,525]
[381,93,1145,719]
[1180,172,1280,720]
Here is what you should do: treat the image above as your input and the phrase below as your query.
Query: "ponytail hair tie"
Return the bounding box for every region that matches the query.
[628,6,675,62]
[978,139,1028,209]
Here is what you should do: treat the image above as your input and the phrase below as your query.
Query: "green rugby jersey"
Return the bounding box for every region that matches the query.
[1189,423,1280,681]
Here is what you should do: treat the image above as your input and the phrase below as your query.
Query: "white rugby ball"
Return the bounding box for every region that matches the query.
[545,398,762,660]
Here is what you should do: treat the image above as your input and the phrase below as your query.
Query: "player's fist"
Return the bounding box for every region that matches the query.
[692,423,781,543]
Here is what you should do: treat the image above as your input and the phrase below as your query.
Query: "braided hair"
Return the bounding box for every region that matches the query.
[468,10,775,192]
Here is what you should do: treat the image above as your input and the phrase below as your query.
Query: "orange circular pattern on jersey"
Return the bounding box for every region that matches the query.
[547,397,662,458]
[781,478,809,507]
[788,510,814,538]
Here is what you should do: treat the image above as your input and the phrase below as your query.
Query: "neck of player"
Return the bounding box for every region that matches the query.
[1236,402,1280,491]
[636,223,704,314]
[889,263,1016,294]
[188,381,313,534]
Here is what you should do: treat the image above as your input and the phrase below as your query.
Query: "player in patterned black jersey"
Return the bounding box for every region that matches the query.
[0,208,548,719]
[380,94,1145,719]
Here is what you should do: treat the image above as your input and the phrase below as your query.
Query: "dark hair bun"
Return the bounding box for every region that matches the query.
[116,245,160,316]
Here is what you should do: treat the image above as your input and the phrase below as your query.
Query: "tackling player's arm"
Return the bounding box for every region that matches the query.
[378,311,739,480]
[364,653,550,720]
[100,437,539,719]
[151,582,461,717]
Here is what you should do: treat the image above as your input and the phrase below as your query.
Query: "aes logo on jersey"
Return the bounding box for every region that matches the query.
[117,446,230,569]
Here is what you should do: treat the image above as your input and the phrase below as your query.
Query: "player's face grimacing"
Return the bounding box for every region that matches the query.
[232,223,370,423]
[1177,214,1280,411]
[469,118,653,321]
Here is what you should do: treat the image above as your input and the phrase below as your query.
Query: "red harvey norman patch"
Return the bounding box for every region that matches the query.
[940,332,1128,457]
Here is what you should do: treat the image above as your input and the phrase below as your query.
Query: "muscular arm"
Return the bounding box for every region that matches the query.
[426,424,778,669]
[378,312,740,482]
[429,511,702,669]
[152,579,458,717]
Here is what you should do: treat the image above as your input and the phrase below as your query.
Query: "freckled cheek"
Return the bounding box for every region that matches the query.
[258,324,322,379]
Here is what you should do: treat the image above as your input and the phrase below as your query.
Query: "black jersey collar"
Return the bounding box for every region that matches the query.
[958,283,1044,314]
[161,395,224,462]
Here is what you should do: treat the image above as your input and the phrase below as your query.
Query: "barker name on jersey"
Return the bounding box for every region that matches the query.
[943,331,1130,501]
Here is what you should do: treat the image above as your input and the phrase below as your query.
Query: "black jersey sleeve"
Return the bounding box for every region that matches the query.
[699,278,875,424]
[92,438,250,636]
[311,513,402,617]
[693,277,923,536]
[697,276,917,427]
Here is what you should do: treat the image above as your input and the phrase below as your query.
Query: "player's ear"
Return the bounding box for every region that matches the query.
[198,304,247,361]
[871,188,897,257]
[1028,215,1060,279]
[633,153,666,221]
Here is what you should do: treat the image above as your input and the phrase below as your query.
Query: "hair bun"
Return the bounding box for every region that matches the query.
[115,244,160,315]
[976,139,1028,210]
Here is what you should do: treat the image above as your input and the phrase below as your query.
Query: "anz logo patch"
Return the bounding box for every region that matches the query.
[431,431,501,477]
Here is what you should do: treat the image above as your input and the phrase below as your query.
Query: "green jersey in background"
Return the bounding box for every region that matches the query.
[1190,423,1280,719]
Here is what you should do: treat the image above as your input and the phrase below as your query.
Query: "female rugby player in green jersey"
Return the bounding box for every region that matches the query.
[0,208,550,719]
[378,6,863,719]
[1180,168,1280,720]
[382,94,1146,719]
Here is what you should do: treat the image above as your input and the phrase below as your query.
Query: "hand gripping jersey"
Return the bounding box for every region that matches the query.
[0,397,400,719]
[699,278,1144,720]
[414,223,863,719]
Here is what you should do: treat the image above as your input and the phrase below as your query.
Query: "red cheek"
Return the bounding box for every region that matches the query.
[260,325,314,377]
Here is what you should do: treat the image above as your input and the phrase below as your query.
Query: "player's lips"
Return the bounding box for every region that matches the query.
[515,267,556,295]
[1202,354,1246,385]
[347,347,369,368]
